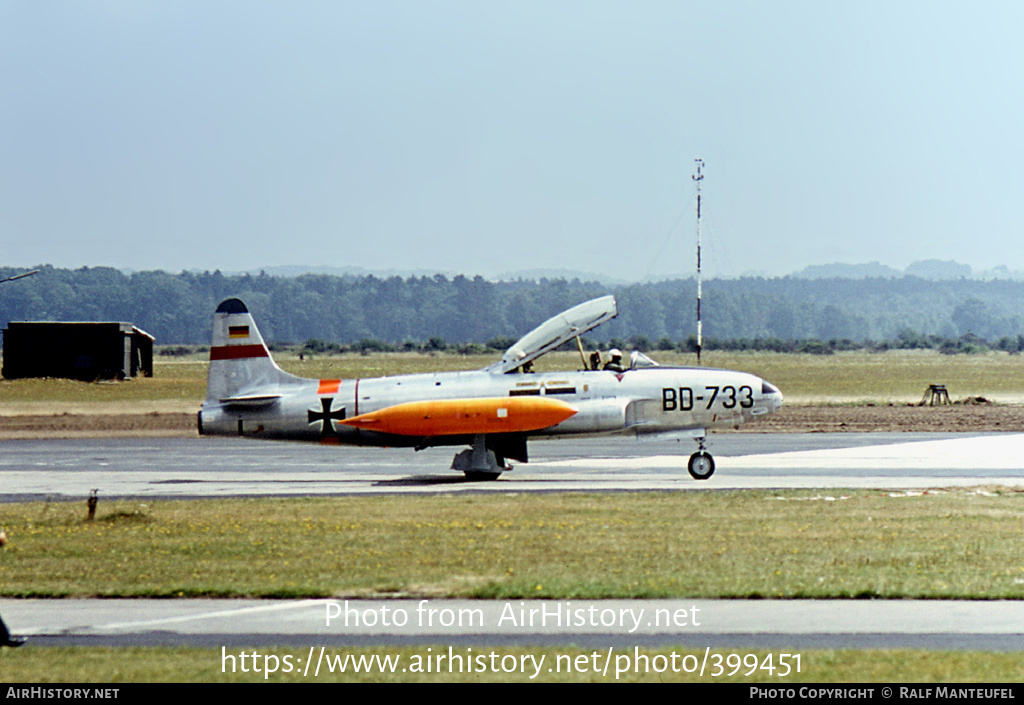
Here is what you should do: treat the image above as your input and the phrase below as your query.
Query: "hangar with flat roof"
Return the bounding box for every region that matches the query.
[2,321,154,381]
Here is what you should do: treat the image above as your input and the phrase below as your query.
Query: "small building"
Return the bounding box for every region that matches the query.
[2,322,154,381]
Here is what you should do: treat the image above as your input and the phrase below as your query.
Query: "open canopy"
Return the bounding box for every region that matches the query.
[486,295,618,374]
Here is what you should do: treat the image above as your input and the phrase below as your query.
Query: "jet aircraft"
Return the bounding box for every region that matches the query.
[198,296,783,479]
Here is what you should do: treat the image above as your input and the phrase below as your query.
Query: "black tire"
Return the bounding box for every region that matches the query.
[687,452,715,480]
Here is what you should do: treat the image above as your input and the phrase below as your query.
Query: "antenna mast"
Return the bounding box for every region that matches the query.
[692,159,704,365]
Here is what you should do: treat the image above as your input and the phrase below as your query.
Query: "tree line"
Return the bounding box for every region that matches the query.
[1,265,1022,351]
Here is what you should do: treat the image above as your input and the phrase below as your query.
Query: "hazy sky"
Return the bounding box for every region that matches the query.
[3,2,1022,280]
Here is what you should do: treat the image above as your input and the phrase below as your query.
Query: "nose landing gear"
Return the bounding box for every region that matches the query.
[687,436,715,480]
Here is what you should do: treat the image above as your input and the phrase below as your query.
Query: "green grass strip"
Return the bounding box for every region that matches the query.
[3,491,1024,599]
[2,646,1024,682]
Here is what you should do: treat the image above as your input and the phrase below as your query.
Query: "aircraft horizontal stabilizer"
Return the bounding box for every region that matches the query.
[219,394,283,408]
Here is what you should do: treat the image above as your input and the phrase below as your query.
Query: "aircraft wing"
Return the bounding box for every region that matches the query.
[486,295,617,374]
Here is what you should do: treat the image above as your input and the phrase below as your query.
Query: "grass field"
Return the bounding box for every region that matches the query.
[3,490,1024,599]
[2,348,1024,406]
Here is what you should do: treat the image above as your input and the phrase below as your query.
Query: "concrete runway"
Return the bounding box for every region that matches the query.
[5,597,1024,650]
[2,432,1024,501]
[4,432,1024,650]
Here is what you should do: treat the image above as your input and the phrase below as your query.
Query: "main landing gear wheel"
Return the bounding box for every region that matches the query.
[687,451,715,480]
[452,435,507,481]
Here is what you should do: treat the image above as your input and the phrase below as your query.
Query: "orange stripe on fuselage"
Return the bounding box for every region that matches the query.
[339,396,577,437]
[318,379,341,395]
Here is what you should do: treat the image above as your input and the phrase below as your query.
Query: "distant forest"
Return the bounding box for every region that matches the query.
[2,265,1024,352]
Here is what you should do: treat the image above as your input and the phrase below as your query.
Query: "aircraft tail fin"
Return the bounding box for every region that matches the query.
[205,298,303,403]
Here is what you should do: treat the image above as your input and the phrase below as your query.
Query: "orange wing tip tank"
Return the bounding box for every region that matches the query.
[340,397,578,437]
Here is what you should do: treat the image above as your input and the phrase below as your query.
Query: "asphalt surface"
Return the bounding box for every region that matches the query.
[2,432,1022,501]
[6,597,1024,651]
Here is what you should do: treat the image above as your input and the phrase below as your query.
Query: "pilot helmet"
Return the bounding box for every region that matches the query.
[609,348,621,359]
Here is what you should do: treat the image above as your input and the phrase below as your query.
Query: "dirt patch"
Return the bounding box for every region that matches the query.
[0,412,197,439]
[0,402,1020,439]
[731,402,1024,434]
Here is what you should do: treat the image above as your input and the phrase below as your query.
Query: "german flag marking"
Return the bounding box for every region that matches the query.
[228,325,250,339]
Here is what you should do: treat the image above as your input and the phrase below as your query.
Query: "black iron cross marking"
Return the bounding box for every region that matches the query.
[308,397,346,434]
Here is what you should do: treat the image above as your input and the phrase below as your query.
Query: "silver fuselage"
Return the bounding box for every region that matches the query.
[198,365,783,448]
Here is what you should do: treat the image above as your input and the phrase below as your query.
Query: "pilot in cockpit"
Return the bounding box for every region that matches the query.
[602,349,626,373]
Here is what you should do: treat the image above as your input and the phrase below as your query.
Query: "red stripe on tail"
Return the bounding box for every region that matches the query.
[209,344,269,360]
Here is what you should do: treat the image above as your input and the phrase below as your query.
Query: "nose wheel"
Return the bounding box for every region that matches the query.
[687,436,715,480]
[687,452,715,479]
